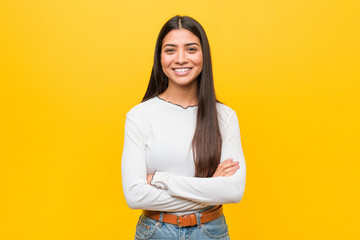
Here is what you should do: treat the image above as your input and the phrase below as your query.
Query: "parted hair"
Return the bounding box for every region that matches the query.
[142,15,222,177]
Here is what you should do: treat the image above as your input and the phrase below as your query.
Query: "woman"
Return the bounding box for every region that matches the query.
[121,15,246,239]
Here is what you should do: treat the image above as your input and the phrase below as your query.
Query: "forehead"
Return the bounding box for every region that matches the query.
[162,28,201,46]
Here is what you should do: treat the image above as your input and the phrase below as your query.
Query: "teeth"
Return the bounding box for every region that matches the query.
[174,68,191,72]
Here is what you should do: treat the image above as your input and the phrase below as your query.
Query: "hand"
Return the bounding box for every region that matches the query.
[212,158,239,177]
[147,174,154,184]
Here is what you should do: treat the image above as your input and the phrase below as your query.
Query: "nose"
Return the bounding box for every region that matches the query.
[175,49,188,64]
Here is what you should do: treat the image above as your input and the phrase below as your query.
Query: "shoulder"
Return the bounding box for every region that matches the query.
[126,96,158,119]
[217,101,237,118]
[124,97,160,133]
[216,101,235,114]
[216,101,241,130]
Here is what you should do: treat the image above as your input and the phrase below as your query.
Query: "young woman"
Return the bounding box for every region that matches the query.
[121,15,246,239]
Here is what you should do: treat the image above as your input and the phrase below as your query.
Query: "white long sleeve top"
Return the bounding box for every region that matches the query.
[121,96,246,214]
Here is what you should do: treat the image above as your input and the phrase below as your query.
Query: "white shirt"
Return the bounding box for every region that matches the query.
[121,96,246,214]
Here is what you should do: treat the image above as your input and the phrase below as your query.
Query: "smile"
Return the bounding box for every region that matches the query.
[173,68,192,72]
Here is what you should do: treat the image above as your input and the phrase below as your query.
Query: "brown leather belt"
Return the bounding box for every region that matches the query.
[142,205,223,227]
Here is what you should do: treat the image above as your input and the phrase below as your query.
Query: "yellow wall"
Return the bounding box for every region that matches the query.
[1,0,359,239]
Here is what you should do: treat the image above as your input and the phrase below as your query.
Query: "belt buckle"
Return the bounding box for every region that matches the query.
[177,215,184,227]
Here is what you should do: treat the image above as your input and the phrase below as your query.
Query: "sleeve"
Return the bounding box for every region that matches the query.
[121,112,210,211]
[150,111,246,205]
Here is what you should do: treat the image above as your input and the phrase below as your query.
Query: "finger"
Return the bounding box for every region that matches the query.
[146,174,153,184]
[213,166,238,177]
[218,167,238,178]
[218,159,233,166]
[212,168,223,177]
[221,165,240,175]
[223,170,237,177]
[213,164,230,177]
[218,161,237,170]
[213,159,238,177]
[217,161,239,171]
[217,162,240,176]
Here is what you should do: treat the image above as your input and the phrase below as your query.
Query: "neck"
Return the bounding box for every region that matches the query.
[159,81,198,108]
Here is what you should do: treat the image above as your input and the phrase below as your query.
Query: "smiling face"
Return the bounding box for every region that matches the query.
[161,28,203,88]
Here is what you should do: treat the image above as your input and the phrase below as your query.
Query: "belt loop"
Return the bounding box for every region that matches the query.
[158,212,164,228]
[195,212,202,228]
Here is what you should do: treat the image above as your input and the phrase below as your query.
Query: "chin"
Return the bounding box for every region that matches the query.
[172,79,197,87]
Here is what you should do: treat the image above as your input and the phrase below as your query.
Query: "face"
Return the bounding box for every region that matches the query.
[161,28,203,87]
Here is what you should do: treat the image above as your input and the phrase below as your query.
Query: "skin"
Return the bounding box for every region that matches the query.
[147,28,240,183]
[158,28,202,108]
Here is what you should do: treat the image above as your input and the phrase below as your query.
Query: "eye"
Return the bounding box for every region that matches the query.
[164,48,175,53]
[187,47,198,53]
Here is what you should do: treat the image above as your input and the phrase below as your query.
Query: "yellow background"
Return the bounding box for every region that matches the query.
[1,0,359,239]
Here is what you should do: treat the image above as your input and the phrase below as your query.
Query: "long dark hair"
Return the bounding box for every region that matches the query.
[142,15,222,177]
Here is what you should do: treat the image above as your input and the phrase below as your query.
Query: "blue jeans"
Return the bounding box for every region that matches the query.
[134,212,230,239]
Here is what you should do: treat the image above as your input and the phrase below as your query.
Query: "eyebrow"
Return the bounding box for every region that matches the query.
[163,42,200,48]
